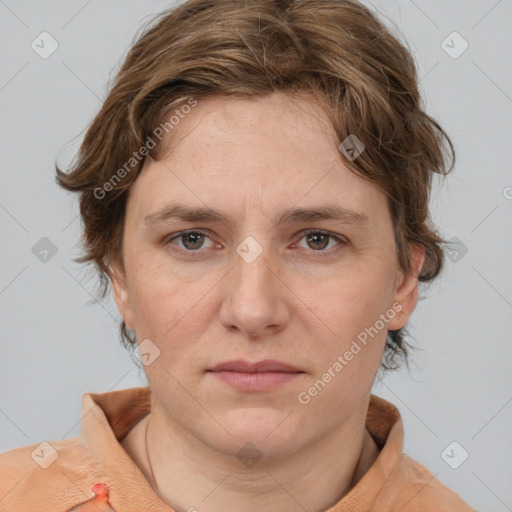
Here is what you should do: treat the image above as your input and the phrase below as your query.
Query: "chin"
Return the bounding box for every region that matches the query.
[213,417,301,459]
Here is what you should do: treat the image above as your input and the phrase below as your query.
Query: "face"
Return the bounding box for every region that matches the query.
[111,91,424,459]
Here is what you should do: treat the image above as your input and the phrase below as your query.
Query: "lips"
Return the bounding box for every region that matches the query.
[208,359,302,373]
[207,359,304,392]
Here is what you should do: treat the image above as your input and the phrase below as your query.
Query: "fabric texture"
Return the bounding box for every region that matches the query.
[0,386,477,511]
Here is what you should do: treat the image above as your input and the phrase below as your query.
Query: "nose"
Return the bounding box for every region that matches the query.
[219,244,290,338]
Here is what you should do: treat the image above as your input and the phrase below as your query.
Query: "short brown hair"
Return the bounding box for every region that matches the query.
[56,0,455,370]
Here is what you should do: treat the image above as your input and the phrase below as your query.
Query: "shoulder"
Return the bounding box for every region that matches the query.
[0,437,105,511]
[382,453,478,511]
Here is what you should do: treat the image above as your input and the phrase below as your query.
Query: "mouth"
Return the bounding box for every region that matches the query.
[207,359,304,392]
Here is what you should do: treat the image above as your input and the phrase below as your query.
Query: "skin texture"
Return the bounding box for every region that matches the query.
[113,91,425,512]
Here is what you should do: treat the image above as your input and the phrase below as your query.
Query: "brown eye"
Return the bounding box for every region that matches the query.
[180,232,206,250]
[165,230,215,253]
[305,232,330,251]
[295,230,347,257]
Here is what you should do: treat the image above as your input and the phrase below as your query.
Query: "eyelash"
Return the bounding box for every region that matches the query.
[163,229,348,259]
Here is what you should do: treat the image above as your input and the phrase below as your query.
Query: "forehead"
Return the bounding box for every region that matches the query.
[156,92,338,166]
[127,92,390,229]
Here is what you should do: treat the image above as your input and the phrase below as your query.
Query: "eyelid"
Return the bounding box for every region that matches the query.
[296,229,348,244]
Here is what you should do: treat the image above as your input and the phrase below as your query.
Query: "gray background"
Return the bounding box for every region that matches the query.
[1,1,511,510]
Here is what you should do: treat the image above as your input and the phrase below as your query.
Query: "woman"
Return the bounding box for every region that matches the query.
[0,0,477,510]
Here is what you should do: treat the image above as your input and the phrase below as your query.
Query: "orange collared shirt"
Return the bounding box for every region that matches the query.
[0,387,477,511]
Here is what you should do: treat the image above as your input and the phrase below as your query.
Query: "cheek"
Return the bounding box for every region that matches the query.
[301,262,395,382]
[307,260,396,335]
[125,256,216,357]
[129,278,190,337]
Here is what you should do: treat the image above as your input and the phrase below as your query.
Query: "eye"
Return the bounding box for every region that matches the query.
[294,230,347,256]
[164,230,215,253]
[163,229,348,258]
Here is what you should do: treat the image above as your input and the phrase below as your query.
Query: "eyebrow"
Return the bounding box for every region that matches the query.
[143,202,370,230]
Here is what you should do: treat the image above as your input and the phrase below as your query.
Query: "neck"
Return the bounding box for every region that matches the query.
[123,396,379,512]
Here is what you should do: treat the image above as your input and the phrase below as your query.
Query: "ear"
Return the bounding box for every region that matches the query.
[110,263,135,331]
[387,242,426,331]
